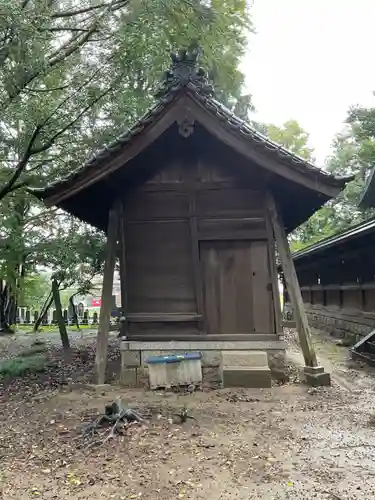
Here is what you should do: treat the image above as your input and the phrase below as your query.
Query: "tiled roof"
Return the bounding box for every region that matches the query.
[292,216,375,261]
[34,49,350,199]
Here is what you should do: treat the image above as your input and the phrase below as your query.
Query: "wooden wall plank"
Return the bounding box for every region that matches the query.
[186,162,205,326]
[125,220,196,314]
[250,241,273,334]
[195,188,265,218]
[198,217,267,241]
[200,241,257,334]
[123,191,189,221]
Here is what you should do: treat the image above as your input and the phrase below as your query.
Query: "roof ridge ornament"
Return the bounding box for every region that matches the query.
[155,46,215,99]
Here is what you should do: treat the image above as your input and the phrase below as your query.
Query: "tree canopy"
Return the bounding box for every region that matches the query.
[265,115,375,252]
[0,0,253,331]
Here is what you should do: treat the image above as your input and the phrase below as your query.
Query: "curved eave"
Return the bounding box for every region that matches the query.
[31,88,353,211]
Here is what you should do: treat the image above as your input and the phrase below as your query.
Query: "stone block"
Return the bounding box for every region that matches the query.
[121,349,141,368]
[202,366,222,385]
[267,350,288,382]
[119,368,137,387]
[136,366,149,388]
[222,367,271,388]
[303,366,331,387]
[200,350,222,367]
[267,350,286,371]
[221,350,268,368]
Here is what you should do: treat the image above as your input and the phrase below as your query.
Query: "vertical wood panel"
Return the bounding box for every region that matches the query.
[186,160,205,328]
[251,241,273,334]
[126,220,196,313]
[201,245,220,333]
[200,241,260,334]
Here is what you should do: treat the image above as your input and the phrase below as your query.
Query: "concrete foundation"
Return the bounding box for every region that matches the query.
[221,350,271,388]
[222,367,272,388]
[120,340,286,388]
[302,365,331,387]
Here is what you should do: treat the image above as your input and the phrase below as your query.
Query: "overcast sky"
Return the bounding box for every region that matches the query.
[241,0,375,165]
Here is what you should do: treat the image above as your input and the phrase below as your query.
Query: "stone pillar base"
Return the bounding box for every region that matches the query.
[303,366,331,387]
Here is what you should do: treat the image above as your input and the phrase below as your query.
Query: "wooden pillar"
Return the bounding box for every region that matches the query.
[118,201,128,337]
[95,201,120,384]
[266,216,282,336]
[267,194,318,368]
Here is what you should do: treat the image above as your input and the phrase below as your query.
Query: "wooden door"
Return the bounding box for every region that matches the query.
[200,240,273,335]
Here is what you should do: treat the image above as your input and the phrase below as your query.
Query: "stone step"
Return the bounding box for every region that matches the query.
[221,350,269,368]
[222,366,271,388]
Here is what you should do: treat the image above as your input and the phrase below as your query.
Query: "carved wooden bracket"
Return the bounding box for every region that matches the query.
[177,115,195,138]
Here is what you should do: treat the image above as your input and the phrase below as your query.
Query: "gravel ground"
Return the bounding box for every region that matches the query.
[0,328,375,499]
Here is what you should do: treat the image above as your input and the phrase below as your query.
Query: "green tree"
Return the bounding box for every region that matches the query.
[0,0,252,334]
[265,120,314,161]
[0,0,251,201]
[20,273,50,309]
[288,125,375,252]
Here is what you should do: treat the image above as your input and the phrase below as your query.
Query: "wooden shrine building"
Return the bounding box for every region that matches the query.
[34,50,351,386]
[289,167,375,343]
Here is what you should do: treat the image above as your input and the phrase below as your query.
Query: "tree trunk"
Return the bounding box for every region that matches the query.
[0,281,14,334]
[33,291,53,332]
[52,278,71,356]
[69,294,80,330]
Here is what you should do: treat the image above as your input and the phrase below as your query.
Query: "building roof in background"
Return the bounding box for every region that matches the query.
[292,216,375,263]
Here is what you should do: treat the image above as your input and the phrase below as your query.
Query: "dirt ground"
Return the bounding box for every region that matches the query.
[1,330,375,499]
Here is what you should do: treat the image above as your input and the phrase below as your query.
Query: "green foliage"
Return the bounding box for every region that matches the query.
[0,354,47,377]
[0,0,251,200]
[265,120,314,161]
[290,124,375,252]
[258,116,375,251]
[0,0,252,332]
[19,273,50,309]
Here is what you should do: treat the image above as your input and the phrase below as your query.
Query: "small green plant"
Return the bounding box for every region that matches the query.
[0,355,47,377]
[175,404,196,424]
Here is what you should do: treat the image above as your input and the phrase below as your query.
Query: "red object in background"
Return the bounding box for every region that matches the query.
[91,298,102,307]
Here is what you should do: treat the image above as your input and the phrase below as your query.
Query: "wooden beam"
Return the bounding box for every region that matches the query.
[118,201,128,337]
[265,214,282,336]
[267,193,318,367]
[95,200,120,384]
[186,155,205,330]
